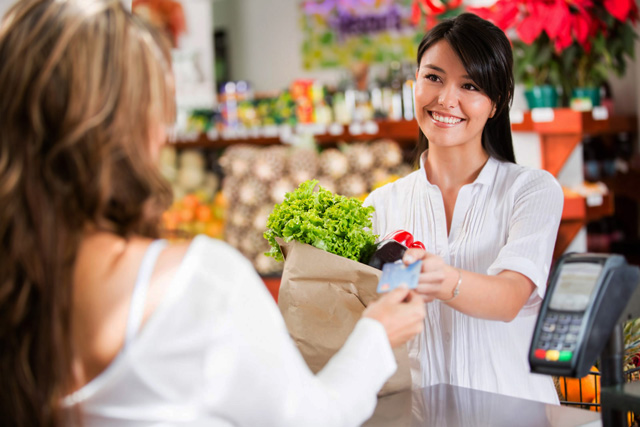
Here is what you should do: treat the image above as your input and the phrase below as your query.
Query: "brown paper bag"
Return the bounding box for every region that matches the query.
[276,238,411,396]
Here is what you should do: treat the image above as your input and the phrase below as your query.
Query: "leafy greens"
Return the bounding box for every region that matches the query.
[264,180,377,262]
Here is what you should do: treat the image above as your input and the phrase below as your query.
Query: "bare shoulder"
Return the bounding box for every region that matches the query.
[70,233,193,389]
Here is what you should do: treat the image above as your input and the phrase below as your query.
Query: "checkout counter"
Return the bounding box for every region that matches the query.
[364,384,601,427]
[365,253,640,427]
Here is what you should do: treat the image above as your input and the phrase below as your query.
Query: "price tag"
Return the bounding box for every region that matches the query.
[328,122,344,135]
[250,128,262,138]
[279,125,293,143]
[586,194,604,207]
[236,128,249,139]
[314,123,328,135]
[363,120,380,134]
[262,125,279,138]
[509,109,524,124]
[592,106,609,121]
[531,108,555,123]
[179,131,199,142]
[349,122,363,135]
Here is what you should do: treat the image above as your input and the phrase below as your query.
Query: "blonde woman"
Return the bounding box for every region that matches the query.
[0,1,425,426]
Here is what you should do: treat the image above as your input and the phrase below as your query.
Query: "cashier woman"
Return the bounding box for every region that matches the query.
[0,1,426,426]
[365,13,564,404]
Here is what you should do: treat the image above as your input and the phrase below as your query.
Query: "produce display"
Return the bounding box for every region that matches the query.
[218,139,413,275]
[158,146,226,240]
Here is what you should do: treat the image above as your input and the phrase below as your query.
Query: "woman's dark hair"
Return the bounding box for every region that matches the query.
[414,12,515,163]
[0,0,175,425]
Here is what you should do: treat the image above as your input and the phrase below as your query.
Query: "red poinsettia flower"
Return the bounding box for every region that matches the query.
[467,1,519,31]
[411,0,464,29]
[604,0,633,21]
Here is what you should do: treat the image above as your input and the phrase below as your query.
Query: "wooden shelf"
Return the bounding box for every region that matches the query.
[174,112,632,263]
[171,120,420,149]
[511,108,637,135]
[555,193,615,257]
[511,109,637,178]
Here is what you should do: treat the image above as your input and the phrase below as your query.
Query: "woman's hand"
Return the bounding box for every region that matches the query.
[402,248,457,304]
[363,288,426,348]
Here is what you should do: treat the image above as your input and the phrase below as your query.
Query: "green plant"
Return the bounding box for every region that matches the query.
[513,34,562,89]
[624,318,640,379]
[470,0,638,105]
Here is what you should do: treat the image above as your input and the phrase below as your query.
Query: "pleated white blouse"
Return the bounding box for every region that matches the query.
[364,152,564,404]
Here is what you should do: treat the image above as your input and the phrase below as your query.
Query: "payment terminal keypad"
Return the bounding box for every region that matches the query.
[533,312,582,362]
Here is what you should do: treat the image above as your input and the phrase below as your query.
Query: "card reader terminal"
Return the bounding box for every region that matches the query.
[529,253,639,378]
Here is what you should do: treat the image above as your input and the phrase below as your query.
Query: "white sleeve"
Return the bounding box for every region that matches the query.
[487,170,564,306]
[199,246,397,427]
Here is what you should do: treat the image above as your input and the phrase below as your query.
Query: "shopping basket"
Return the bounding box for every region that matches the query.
[555,366,640,426]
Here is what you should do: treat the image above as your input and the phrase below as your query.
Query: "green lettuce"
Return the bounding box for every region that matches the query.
[264,180,377,262]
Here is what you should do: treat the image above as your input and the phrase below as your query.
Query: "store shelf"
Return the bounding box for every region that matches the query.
[511,108,637,178]
[171,119,420,149]
[556,193,615,258]
[172,111,634,267]
[562,193,614,221]
[511,108,637,135]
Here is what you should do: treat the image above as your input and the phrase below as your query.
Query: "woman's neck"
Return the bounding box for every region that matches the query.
[424,146,489,191]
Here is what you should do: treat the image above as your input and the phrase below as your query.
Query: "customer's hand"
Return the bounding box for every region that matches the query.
[363,288,426,348]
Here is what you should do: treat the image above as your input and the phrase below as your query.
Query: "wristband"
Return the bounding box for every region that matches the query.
[440,268,462,303]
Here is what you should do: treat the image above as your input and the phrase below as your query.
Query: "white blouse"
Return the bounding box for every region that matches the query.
[364,153,564,404]
[63,235,397,426]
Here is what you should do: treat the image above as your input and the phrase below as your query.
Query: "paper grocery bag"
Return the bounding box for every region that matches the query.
[276,238,411,397]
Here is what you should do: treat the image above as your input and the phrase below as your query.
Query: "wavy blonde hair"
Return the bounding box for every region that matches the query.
[0,1,175,425]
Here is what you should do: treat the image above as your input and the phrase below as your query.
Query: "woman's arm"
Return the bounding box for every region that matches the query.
[404,170,564,322]
[200,244,424,427]
[403,252,534,322]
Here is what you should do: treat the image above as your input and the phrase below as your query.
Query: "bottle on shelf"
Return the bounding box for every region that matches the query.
[582,135,603,183]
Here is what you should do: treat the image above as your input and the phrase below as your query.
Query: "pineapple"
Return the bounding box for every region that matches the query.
[315,175,338,194]
[240,229,266,261]
[337,173,368,198]
[227,204,253,229]
[238,177,268,206]
[345,142,376,173]
[270,177,296,204]
[289,147,319,185]
[252,204,273,232]
[367,167,391,189]
[254,145,288,182]
[319,147,349,179]
[371,139,403,169]
[224,224,241,249]
[219,144,258,178]
[221,175,242,207]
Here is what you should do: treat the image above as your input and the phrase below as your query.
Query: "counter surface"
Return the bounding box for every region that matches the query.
[363,383,601,427]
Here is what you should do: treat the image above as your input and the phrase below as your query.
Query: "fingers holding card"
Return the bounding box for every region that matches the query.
[377,261,423,294]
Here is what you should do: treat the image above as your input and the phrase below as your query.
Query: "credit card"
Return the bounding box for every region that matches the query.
[377,260,422,293]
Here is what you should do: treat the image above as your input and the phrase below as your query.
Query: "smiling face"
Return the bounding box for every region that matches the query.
[414,40,495,152]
